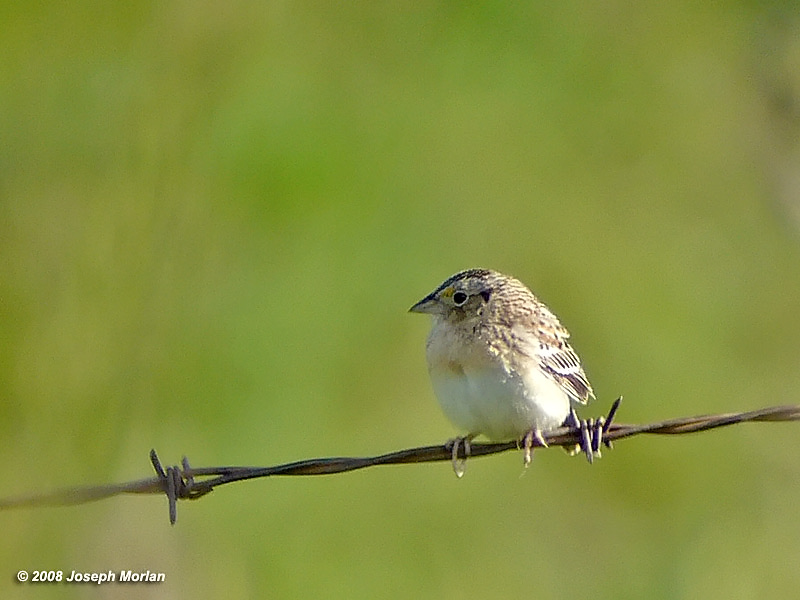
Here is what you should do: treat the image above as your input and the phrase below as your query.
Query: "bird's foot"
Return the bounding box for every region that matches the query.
[446,435,474,478]
[520,428,548,467]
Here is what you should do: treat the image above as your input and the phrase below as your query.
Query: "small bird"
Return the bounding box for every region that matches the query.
[409,268,595,476]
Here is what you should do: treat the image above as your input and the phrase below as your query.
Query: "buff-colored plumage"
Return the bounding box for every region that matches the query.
[410,269,594,443]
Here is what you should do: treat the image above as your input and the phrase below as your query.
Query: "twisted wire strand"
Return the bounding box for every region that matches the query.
[1,400,798,524]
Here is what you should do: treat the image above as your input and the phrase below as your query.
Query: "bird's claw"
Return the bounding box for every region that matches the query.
[446,435,473,478]
[520,428,548,467]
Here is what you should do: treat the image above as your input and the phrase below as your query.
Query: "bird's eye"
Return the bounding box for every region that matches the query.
[452,291,468,306]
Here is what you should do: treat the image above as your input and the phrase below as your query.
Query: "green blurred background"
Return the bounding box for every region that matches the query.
[2,2,800,598]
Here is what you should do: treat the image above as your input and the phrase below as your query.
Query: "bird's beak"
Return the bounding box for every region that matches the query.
[409,293,442,315]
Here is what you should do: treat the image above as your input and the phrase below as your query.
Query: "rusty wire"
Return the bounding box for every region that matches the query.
[1,399,798,524]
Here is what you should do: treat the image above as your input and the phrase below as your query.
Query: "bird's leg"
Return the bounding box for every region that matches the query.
[520,428,548,467]
[446,435,475,478]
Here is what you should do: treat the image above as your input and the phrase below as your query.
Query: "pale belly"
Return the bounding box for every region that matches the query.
[429,359,571,441]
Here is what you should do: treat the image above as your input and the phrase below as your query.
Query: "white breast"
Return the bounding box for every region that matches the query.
[426,318,571,440]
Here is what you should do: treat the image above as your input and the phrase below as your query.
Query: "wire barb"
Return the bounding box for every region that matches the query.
[1,400,798,525]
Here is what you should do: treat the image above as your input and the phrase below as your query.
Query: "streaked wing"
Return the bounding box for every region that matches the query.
[537,338,594,404]
[514,303,595,404]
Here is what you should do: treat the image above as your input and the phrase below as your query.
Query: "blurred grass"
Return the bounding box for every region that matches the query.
[2,2,800,599]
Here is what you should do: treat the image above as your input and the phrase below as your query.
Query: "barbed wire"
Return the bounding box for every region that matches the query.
[1,399,798,525]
